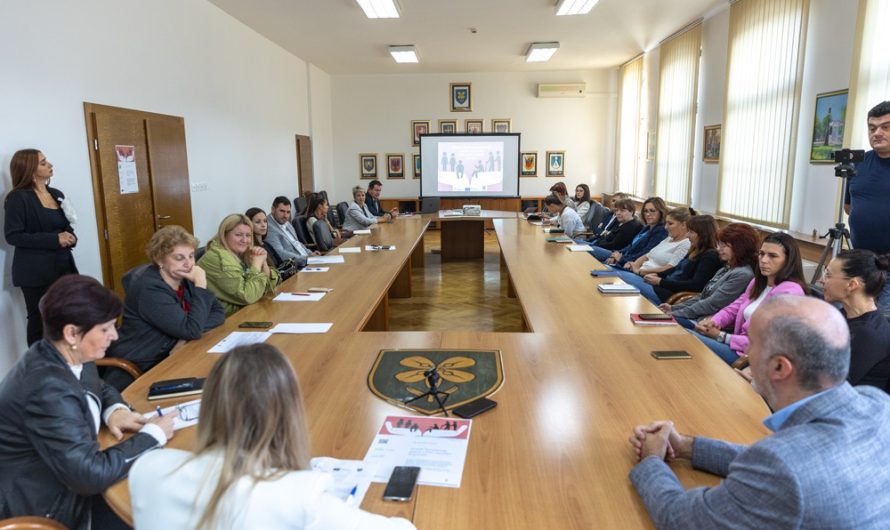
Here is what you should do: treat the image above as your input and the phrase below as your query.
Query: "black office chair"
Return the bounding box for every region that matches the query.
[292,215,315,247]
[336,202,350,225]
[328,204,341,228]
[195,246,206,261]
[294,195,309,216]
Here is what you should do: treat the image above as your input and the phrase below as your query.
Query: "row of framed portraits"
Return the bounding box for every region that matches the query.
[411,119,512,145]
[359,150,566,179]
[360,153,418,180]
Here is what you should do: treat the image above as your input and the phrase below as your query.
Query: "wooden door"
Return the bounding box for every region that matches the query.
[296,134,314,195]
[84,103,193,296]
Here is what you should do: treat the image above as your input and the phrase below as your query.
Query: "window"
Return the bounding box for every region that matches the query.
[717,0,809,228]
[616,55,644,196]
[655,22,702,205]
[846,0,890,150]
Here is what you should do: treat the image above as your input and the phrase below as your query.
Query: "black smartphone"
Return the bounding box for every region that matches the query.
[453,397,497,419]
[382,466,420,501]
[590,270,619,277]
[638,313,674,321]
[238,321,273,329]
[651,350,693,360]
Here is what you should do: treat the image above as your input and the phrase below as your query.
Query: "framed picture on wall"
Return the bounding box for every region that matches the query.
[810,89,848,163]
[450,82,472,112]
[546,151,565,177]
[413,154,421,179]
[703,125,721,163]
[492,119,512,133]
[465,119,483,134]
[387,153,404,179]
[438,119,457,134]
[359,153,377,179]
[520,151,537,177]
[412,120,431,147]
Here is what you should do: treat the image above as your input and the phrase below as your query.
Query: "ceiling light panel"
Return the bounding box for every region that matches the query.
[555,0,600,16]
[356,0,400,19]
[526,42,560,62]
[389,45,418,63]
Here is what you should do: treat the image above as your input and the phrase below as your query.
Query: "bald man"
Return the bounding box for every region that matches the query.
[628,296,890,529]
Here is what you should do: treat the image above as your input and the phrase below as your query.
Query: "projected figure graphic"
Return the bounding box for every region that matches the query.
[495,152,501,171]
[487,152,494,171]
[449,153,456,172]
[456,160,464,180]
[441,152,448,171]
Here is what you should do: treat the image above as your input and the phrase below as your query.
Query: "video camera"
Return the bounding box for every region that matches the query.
[833,148,865,179]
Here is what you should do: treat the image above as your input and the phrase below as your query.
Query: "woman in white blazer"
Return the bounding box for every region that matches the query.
[342,185,392,232]
[129,343,415,530]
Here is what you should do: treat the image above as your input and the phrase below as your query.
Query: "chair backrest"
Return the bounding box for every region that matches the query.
[0,516,68,530]
[292,215,312,245]
[328,203,341,228]
[584,201,608,230]
[336,202,350,224]
[294,195,309,216]
[195,245,207,261]
[312,219,335,252]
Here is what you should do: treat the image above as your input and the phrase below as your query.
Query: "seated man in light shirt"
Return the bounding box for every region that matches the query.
[543,193,585,238]
[628,295,890,529]
[264,196,319,268]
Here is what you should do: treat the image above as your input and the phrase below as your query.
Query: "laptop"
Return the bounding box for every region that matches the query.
[421,197,440,214]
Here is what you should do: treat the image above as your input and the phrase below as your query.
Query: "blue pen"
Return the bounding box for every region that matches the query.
[347,485,357,503]
[156,406,164,417]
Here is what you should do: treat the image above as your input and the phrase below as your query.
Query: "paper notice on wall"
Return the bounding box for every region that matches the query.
[115,145,138,194]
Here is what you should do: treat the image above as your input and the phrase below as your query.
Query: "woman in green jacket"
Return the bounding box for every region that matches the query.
[199,214,281,316]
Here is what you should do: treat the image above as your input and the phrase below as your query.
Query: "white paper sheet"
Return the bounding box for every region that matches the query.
[309,457,377,508]
[273,292,326,302]
[566,244,592,252]
[144,398,201,430]
[207,331,271,353]
[339,247,362,253]
[308,255,345,264]
[269,323,333,334]
[301,267,329,272]
[352,229,372,235]
[365,245,397,251]
[363,415,471,488]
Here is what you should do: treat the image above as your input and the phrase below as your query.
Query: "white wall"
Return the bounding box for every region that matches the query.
[309,65,335,194]
[0,0,315,374]
[329,70,618,205]
[688,0,857,234]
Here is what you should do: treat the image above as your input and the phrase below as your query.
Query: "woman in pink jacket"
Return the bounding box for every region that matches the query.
[693,232,809,364]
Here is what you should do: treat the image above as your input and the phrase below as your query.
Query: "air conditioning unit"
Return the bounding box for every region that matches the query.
[537,83,586,98]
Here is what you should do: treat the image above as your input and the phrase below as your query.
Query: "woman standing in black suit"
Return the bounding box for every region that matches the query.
[4,149,78,344]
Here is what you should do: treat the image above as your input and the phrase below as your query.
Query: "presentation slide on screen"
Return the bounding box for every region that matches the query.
[420,134,520,198]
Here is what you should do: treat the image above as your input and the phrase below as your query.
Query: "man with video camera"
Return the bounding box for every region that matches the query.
[845,100,890,316]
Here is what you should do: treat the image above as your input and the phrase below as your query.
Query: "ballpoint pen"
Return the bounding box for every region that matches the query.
[156,406,164,417]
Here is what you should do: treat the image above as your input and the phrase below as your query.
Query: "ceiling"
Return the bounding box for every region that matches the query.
[208,0,726,75]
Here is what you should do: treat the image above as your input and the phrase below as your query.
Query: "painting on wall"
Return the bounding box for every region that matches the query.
[703,125,721,163]
[360,153,377,179]
[412,120,431,146]
[413,154,421,179]
[465,119,483,134]
[546,151,565,177]
[492,119,512,133]
[438,119,457,134]
[387,153,404,179]
[520,151,537,177]
[810,89,848,163]
[450,82,472,112]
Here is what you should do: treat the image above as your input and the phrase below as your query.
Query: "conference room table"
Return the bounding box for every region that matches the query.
[101,212,771,529]
[437,209,521,260]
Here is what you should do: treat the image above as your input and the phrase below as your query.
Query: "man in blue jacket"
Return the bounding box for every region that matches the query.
[629,295,890,529]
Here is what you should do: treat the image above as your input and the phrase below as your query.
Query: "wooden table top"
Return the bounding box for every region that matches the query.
[101,216,771,529]
[435,209,522,220]
[494,219,689,336]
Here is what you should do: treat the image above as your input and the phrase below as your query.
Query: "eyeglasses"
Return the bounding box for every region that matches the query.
[176,402,201,422]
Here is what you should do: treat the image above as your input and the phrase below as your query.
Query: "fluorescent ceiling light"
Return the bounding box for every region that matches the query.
[555,0,600,16]
[356,0,400,18]
[526,42,560,62]
[389,45,418,63]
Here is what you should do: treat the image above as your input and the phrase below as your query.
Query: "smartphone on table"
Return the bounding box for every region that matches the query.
[650,350,692,360]
[238,321,273,329]
[382,466,421,501]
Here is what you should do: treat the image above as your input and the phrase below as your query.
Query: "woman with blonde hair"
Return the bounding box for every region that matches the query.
[198,214,280,316]
[129,344,415,529]
[104,225,225,389]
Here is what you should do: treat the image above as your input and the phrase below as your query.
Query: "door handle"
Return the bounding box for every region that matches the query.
[157,215,172,220]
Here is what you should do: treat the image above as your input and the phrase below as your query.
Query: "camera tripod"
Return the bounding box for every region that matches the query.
[403,368,450,416]
[809,152,860,289]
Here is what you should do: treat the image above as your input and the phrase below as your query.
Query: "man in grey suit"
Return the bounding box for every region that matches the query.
[264,196,318,268]
[629,295,890,529]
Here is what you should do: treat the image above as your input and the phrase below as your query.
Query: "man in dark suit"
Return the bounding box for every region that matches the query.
[365,180,398,218]
[629,295,890,529]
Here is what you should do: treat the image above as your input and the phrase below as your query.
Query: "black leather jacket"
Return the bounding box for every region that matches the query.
[0,340,159,529]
